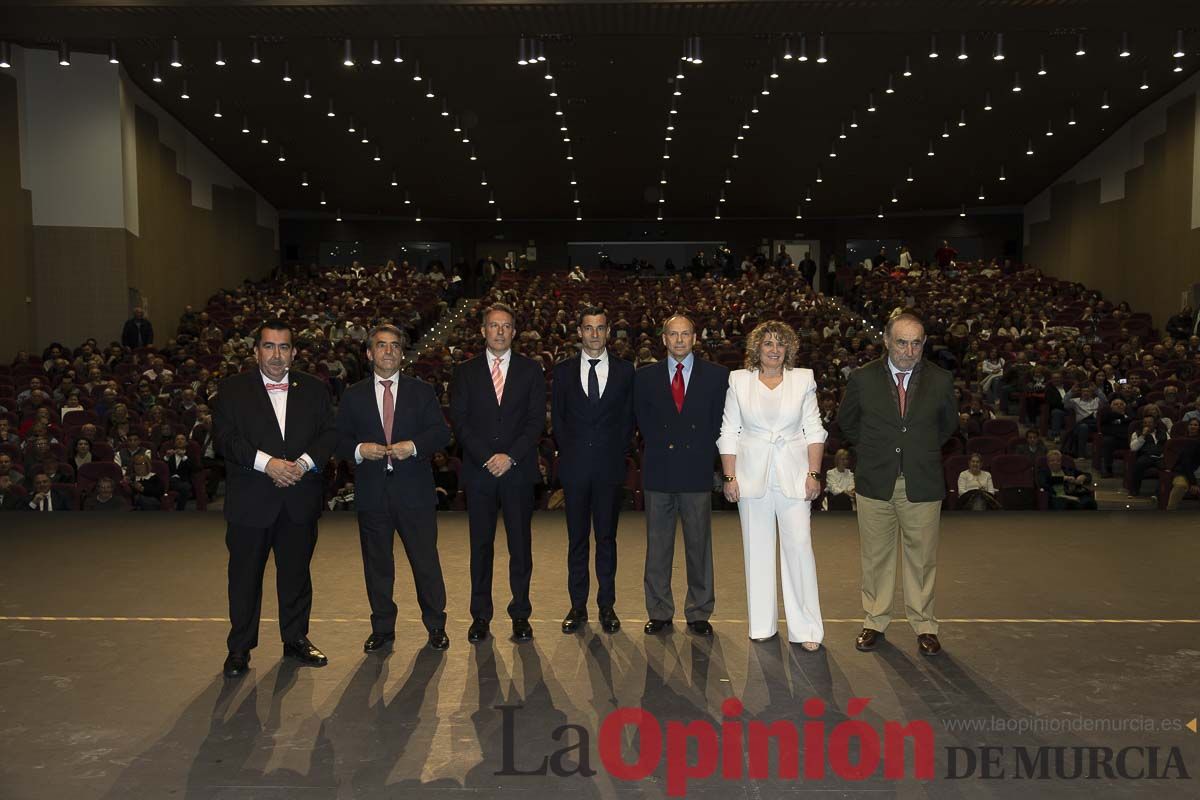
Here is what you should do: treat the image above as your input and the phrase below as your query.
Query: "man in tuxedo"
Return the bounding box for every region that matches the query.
[213,320,336,678]
[837,310,958,657]
[1,474,25,510]
[551,306,635,635]
[335,324,451,653]
[633,313,729,636]
[450,303,546,643]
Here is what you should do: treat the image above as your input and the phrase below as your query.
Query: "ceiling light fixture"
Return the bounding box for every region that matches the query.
[282,61,292,82]
[719,189,726,203]
[169,37,182,68]
[977,184,986,200]
[927,140,936,156]
[942,121,951,138]
[1037,54,1047,76]
[725,169,733,184]
[1025,138,1034,155]
[958,33,969,60]
[816,167,823,183]
[303,79,312,99]
[1173,29,1186,59]
[301,172,309,187]
[214,40,225,66]
[570,172,578,185]
[241,115,250,134]
[412,60,422,81]
[567,145,574,161]
[425,79,435,99]
[453,116,462,133]
[817,33,827,63]
[886,74,895,94]
[770,57,780,79]
[468,147,477,161]
[761,76,771,96]
[108,40,119,64]
[661,170,668,185]
[249,39,261,64]
[342,38,355,67]
[179,80,189,99]
[891,187,899,203]
[839,123,847,139]
[958,108,967,127]
[1119,31,1131,58]
[391,172,399,187]
[277,147,286,163]
[260,128,269,144]
[1100,90,1110,109]
[751,98,760,114]
[393,39,404,63]
[928,33,939,59]
[1012,72,1022,92]
[798,33,809,62]
[517,37,528,66]
[1075,32,1086,56]
[999,164,1006,181]
[867,92,876,112]
[152,62,163,83]
[58,42,71,67]
[993,32,1006,61]
[804,187,812,202]
[327,99,336,117]
[903,54,913,77]
[1068,107,1077,125]
[906,166,915,182]
[336,209,342,221]
[319,191,327,205]
[828,142,836,158]
[783,36,794,60]
[415,208,422,222]
[732,143,740,159]
[877,206,884,219]
[370,40,382,66]
[984,91,993,111]
[959,204,966,218]
[441,98,449,116]
[850,110,859,128]
[1139,70,1149,90]
[673,77,682,96]
[347,116,356,133]
[549,79,558,97]
[213,100,222,118]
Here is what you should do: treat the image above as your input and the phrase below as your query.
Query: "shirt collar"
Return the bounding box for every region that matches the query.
[583,349,608,364]
[487,349,511,366]
[260,370,289,386]
[886,358,913,378]
[374,370,401,387]
[670,352,694,371]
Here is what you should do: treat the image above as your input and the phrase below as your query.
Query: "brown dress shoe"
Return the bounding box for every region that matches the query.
[855,628,883,651]
[917,633,942,656]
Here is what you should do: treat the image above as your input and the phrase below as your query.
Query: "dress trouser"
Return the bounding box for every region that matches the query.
[738,476,824,642]
[643,490,714,622]
[466,475,535,621]
[226,503,318,653]
[562,475,622,608]
[357,493,447,633]
[855,475,941,635]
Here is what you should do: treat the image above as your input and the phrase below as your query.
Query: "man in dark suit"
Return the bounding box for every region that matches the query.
[0,474,23,510]
[837,309,958,657]
[450,303,546,644]
[121,307,154,349]
[24,470,71,511]
[551,306,635,635]
[336,324,452,653]
[213,320,336,679]
[633,313,729,637]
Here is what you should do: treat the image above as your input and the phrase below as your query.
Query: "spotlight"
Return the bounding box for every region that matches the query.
[343,38,355,67]
[169,37,182,68]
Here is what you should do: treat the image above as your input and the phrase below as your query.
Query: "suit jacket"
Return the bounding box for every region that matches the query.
[450,352,546,488]
[166,453,195,482]
[0,492,24,511]
[335,373,451,511]
[633,356,729,493]
[213,369,336,527]
[836,357,958,502]
[551,353,635,486]
[716,368,827,500]
[25,489,71,511]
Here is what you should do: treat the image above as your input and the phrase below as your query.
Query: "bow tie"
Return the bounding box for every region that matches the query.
[265,382,289,392]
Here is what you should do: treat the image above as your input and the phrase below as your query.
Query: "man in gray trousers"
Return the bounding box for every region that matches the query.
[633,313,730,636]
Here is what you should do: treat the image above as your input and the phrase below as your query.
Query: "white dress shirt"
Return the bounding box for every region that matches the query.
[826,467,855,496]
[887,358,913,389]
[578,349,610,398]
[252,371,314,474]
[353,370,418,464]
[486,348,512,385]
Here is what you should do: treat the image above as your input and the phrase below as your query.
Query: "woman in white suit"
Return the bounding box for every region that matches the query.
[717,320,827,649]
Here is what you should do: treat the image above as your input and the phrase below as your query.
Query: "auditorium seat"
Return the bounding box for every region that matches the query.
[981,418,1019,439]
[77,461,124,490]
[965,436,1006,466]
[991,454,1036,510]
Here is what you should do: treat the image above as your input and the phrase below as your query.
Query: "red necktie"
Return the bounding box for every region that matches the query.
[381,379,395,469]
[896,372,908,416]
[672,362,686,413]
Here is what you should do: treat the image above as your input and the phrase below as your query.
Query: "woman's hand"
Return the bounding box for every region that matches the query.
[803,475,822,501]
[723,478,740,504]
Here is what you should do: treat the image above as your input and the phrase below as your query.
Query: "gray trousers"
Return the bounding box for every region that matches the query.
[643,490,714,622]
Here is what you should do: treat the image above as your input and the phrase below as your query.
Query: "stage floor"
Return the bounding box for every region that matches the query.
[1,511,1198,799]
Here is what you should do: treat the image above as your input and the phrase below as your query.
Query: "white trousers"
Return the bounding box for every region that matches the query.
[737,484,824,643]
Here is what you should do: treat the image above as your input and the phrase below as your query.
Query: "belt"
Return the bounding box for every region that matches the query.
[742,430,807,446]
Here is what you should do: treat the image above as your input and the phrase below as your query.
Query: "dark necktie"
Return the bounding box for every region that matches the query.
[672,363,686,413]
[587,359,600,404]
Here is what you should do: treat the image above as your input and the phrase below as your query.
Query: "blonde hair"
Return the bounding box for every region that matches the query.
[744,320,799,371]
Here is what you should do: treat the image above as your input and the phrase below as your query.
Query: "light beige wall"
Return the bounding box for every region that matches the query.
[1026,74,1200,326]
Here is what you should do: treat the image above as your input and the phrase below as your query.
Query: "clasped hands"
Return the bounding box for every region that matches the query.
[266,457,307,488]
[484,453,515,477]
[359,441,416,462]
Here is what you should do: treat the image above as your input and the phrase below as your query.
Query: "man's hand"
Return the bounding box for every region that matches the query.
[266,458,304,487]
[359,443,388,461]
[485,453,515,477]
[388,441,416,460]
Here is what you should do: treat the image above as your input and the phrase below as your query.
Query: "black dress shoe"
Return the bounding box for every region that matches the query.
[283,637,328,666]
[917,633,942,656]
[467,618,490,643]
[512,618,534,642]
[363,632,395,653]
[427,628,450,650]
[561,607,588,634]
[223,651,250,678]
[599,606,621,634]
[687,620,713,637]
[855,628,883,651]
[644,618,673,635]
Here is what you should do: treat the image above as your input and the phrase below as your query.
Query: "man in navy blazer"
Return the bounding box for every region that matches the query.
[551,306,635,635]
[633,313,729,636]
[450,303,547,644]
[335,324,452,653]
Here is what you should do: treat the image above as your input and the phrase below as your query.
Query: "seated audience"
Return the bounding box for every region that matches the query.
[957,452,1002,510]
[1037,450,1097,510]
[83,477,130,511]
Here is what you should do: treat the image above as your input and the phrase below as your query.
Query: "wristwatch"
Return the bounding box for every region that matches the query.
[807,471,821,480]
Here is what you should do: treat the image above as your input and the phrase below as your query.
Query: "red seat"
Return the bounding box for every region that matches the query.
[991,454,1036,509]
[981,418,1018,439]
[965,436,1006,466]
[943,454,970,504]
[77,461,125,490]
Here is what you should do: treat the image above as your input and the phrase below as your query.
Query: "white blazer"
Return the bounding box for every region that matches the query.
[716,368,827,500]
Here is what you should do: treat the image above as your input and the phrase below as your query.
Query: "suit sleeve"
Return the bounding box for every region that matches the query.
[801,372,828,446]
[716,376,742,455]
[213,382,261,469]
[509,362,547,466]
[937,373,959,444]
[837,370,863,444]
[334,389,361,463]
[411,381,451,458]
[450,364,492,466]
[550,363,569,449]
